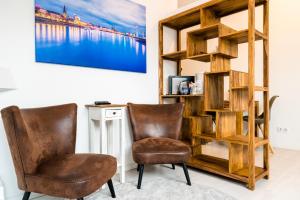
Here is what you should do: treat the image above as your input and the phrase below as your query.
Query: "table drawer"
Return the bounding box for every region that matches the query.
[105,109,122,118]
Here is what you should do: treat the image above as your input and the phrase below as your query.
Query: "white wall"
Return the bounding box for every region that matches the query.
[177,0,300,150]
[0,0,177,199]
[178,0,198,7]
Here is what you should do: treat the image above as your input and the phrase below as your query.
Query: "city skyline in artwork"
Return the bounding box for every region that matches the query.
[35,0,147,73]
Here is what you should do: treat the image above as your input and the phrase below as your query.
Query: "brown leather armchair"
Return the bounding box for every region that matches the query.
[127,103,191,189]
[1,104,117,200]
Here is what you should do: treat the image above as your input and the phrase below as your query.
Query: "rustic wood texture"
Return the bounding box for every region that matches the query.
[236,112,244,135]
[218,24,238,57]
[200,8,220,27]
[182,116,213,139]
[220,29,267,44]
[159,0,270,190]
[162,7,201,29]
[159,22,164,104]
[247,0,256,190]
[211,54,231,72]
[229,144,248,173]
[161,0,266,30]
[161,94,203,98]
[204,73,225,110]
[188,52,235,63]
[162,50,187,61]
[187,34,208,57]
[202,0,266,18]
[183,96,205,116]
[177,30,182,75]
[216,112,236,138]
[204,70,249,111]
[263,0,270,179]
[230,71,249,111]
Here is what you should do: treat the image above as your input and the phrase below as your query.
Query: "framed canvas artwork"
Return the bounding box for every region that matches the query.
[35,0,147,73]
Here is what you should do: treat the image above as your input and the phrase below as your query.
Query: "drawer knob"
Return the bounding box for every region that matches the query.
[113,112,116,115]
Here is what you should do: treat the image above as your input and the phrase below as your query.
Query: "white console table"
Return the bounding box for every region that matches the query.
[86,104,126,183]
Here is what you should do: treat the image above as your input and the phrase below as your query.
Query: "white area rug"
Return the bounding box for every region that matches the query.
[88,177,237,200]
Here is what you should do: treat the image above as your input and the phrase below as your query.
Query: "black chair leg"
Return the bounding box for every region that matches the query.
[77,198,84,200]
[182,163,191,186]
[107,179,116,198]
[22,192,31,200]
[137,164,144,189]
[172,164,175,170]
[137,164,140,171]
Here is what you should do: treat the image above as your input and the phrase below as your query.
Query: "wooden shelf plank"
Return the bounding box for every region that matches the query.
[194,133,217,140]
[255,86,269,91]
[184,115,212,119]
[194,134,268,147]
[162,50,187,61]
[188,54,211,62]
[231,86,269,91]
[233,166,266,178]
[205,70,231,75]
[161,94,203,98]
[160,0,265,30]
[187,52,237,62]
[188,24,220,39]
[204,108,231,112]
[187,154,248,182]
[203,0,266,18]
[160,7,201,29]
[225,135,269,147]
[220,29,267,44]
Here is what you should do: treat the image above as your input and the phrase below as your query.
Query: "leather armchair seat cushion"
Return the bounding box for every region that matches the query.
[132,137,191,164]
[25,154,117,199]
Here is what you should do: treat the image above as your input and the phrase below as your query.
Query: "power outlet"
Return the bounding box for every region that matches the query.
[276,127,288,134]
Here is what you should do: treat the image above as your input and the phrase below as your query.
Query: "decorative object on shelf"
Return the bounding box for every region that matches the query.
[35,0,146,73]
[0,68,15,92]
[194,72,204,94]
[168,76,194,95]
[179,81,190,95]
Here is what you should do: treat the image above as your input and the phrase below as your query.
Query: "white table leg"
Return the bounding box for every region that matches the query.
[120,110,126,183]
[90,119,101,154]
[101,119,108,155]
[101,119,108,189]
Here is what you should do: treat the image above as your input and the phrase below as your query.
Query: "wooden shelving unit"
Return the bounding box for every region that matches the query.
[161,94,203,98]
[159,0,270,190]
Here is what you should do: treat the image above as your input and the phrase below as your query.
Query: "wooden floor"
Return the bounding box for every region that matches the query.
[184,144,300,199]
[36,144,300,200]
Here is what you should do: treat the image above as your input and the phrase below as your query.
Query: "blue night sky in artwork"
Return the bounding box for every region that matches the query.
[35,0,146,34]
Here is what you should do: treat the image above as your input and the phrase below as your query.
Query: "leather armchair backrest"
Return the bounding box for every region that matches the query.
[1,104,77,189]
[127,103,184,141]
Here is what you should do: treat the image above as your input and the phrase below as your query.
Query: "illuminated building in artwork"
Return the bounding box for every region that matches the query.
[34,4,146,42]
[63,5,67,18]
[74,15,81,24]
